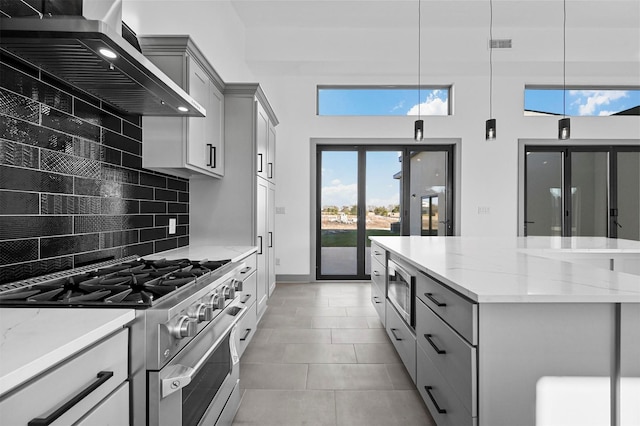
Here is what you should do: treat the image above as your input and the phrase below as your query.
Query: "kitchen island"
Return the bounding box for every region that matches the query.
[370,236,640,426]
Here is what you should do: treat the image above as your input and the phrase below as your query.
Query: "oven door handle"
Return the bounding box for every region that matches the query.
[161,305,247,399]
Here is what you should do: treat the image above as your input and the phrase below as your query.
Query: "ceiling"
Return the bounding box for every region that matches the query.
[229,0,640,78]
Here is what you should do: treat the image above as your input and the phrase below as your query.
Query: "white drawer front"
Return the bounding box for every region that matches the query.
[371,260,386,292]
[237,301,258,358]
[416,271,478,345]
[371,243,386,266]
[76,381,129,426]
[385,303,416,383]
[417,345,475,426]
[240,253,257,277]
[416,299,477,416]
[0,329,128,426]
[371,278,386,325]
[239,269,257,309]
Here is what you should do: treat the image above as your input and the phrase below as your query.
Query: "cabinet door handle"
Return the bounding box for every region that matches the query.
[390,328,402,341]
[241,294,252,304]
[240,328,252,341]
[425,293,447,307]
[268,231,273,248]
[374,251,382,255]
[424,386,447,414]
[28,371,114,425]
[424,334,447,355]
[268,162,273,179]
[372,270,380,276]
[257,153,263,173]
[211,146,216,168]
[373,296,382,304]
[206,144,214,167]
[257,236,263,255]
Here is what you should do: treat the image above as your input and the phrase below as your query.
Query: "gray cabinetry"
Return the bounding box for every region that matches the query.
[235,253,258,357]
[191,84,278,323]
[0,329,129,425]
[140,36,225,179]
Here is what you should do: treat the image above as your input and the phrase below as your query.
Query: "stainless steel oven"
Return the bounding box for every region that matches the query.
[149,302,246,426]
[387,257,416,329]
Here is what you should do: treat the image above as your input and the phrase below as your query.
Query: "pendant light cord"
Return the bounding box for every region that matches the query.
[418,0,421,120]
[563,0,566,118]
[489,0,493,119]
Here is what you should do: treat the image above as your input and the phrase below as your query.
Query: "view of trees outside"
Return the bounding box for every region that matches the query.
[320,204,400,247]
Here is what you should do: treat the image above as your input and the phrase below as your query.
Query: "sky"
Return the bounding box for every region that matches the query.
[321,151,401,210]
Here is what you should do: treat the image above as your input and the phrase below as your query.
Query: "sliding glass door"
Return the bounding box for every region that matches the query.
[525,146,640,240]
[317,145,454,280]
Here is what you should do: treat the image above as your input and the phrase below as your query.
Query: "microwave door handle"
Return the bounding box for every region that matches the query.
[161,305,248,399]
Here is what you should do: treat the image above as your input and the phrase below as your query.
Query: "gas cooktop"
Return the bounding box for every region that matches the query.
[0,257,231,308]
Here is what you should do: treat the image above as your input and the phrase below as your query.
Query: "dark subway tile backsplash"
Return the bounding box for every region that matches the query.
[0,56,189,284]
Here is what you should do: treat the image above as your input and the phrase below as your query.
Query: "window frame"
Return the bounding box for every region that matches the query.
[524,85,640,117]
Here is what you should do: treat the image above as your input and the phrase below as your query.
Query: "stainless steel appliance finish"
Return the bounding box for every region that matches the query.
[387,257,416,329]
[0,255,250,426]
[0,1,204,117]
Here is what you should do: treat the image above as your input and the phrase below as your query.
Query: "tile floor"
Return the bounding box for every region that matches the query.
[232,282,435,426]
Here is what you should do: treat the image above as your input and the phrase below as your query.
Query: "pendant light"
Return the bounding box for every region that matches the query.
[558,0,570,140]
[485,0,496,140]
[414,0,424,141]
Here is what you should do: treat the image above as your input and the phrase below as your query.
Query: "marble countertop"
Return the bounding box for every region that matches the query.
[370,236,640,303]
[147,245,257,262]
[0,308,135,397]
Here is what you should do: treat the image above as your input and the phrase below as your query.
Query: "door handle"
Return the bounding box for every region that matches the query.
[258,236,263,255]
[240,328,252,341]
[29,371,114,425]
[257,153,263,173]
[424,334,446,355]
[390,328,402,341]
[268,231,273,248]
[424,293,447,307]
[424,386,447,414]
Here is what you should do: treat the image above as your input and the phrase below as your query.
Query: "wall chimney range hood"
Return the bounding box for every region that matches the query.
[0,1,205,117]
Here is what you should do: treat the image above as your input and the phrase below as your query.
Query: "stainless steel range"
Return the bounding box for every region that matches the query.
[0,255,254,426]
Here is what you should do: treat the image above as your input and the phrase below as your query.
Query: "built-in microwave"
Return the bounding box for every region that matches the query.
[387,258,416,329]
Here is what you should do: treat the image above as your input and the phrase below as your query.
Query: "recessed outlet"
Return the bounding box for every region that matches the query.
[477,206,491,215]
[168,218,177,234]
[275,258,280,266]
[276,207,286,214]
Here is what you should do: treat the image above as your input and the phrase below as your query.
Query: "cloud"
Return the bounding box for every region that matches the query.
[406,90,448,116]
[569,90,628,116]
[391,101,405,112]
[322,182,357,207]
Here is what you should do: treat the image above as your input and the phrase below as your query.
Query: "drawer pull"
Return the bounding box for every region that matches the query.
[425,293,447,307]
[374,251,382,255]
[240,328,252,341]
[424,386,447,414]
[372,270,380,277]
[424,334,447,355]
[373,296,382,304]
[28,371,114,426]
[390,328,402,341]
[241,294,252,304]
[240,266,252,274]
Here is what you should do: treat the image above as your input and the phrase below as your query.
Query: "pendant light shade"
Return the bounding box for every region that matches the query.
[486,118,496,140]
[558,117,570,140]
[415,119,424,141]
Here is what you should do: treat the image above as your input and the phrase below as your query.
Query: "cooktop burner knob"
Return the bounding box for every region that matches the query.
[188,303,213,322]
[171,315,197,339]
[207,292,225,310]
[223,285,235,299]
[231,278,243,292]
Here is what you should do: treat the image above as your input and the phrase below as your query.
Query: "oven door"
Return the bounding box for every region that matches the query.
[387,259,415,329]
[149,304,246,426]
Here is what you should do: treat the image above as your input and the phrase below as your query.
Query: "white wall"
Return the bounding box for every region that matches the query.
[122,0,254,82]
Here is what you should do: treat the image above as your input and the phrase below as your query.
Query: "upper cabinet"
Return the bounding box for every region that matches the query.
[139,36,225,179]
[256,101,276,181]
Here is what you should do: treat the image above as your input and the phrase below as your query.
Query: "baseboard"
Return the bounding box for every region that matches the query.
[275,274,312,283]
